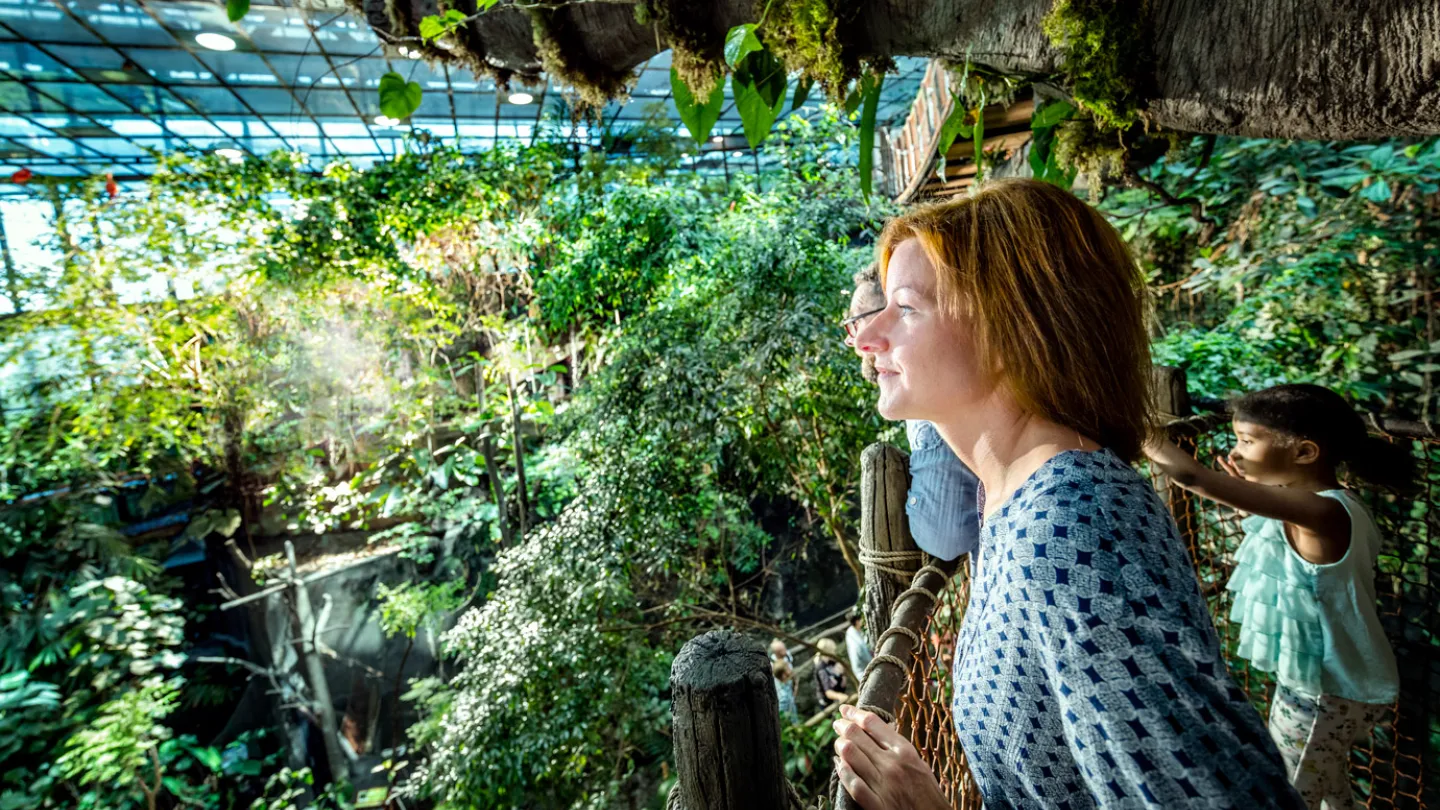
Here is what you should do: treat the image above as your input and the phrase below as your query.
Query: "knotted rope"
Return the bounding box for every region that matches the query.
[857,547,927,579]
[854,559,952,720]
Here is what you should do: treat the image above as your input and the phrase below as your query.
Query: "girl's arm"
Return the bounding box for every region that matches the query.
[1143,437,1351,564]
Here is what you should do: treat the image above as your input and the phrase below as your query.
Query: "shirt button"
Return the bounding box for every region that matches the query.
[909,496,918,506]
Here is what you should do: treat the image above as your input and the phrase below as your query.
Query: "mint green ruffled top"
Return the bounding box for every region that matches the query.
[1226,489,1399,704]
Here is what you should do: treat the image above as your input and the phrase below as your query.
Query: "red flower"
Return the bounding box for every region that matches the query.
[105,173,118,200]
[10,168,32,184]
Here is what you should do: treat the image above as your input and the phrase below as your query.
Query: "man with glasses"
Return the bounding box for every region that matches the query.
[843,264,981,565]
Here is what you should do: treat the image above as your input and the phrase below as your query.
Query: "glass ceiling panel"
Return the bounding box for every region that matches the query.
[0,43,78,81]
[0,0,930,186]
[68,0,173,47]
[0,3,99,45]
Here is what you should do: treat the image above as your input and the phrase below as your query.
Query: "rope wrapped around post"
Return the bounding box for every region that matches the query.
[833,556,960,810]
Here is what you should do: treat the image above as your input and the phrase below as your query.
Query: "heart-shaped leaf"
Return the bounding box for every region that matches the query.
[724,24,763,70]
[379,71,422,120]
[732,50,788,148]
[671,67,724,145]
[226,0,249,22]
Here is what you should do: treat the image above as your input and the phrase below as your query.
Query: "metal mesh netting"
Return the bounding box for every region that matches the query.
[891,416,1439,809]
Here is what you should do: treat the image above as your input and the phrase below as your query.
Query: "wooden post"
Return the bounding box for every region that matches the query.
[857,443,917,674]
[481,433,514,548]
[834,556,960,810]
[507,373,530,537]
[285,541,349,785]
[669,631,787,810]
[1151,365,1199,558]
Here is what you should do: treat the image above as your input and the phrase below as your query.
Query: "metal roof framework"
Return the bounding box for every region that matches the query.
[0,0,930,190]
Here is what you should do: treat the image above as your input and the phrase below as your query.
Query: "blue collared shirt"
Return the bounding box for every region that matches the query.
[905,420,981,561]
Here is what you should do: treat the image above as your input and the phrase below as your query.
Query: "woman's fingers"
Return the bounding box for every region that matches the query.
[836,759,886,810]
[833,716,885,767]
[842,705,909,751]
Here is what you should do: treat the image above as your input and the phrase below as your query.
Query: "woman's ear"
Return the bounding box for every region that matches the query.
[1293,439,1322,466]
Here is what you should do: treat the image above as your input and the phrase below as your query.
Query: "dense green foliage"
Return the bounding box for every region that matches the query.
[1104,136,1440,419]
[2,95,1436,810]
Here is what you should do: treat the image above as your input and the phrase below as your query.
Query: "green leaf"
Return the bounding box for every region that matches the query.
[970,95,987,184]
[935,97,972,180]
[379,72,422,121]
[162,777,189,797]
[732,50,787,148]
[1295,195,1317,218]
[1387,349,1426,363]
[858,71,883,200]
[671,67,724,146]
[420,9,468,42]
[790,76,813,112]
[226,0,249,22]
[1030,99,1075,130]
[184,743,223,772]
[724,24,764,70]
[843,83,862,116]
[1360,179,1391,203]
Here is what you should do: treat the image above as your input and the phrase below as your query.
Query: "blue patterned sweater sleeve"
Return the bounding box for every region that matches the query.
[952,450,1304,810]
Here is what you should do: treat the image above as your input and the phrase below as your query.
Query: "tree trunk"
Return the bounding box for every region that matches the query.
[670,630,788,810]
[358,0,1440,140]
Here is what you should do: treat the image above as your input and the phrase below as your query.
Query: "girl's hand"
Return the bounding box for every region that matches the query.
[1216,454,1243,479]
[832,705,950,810]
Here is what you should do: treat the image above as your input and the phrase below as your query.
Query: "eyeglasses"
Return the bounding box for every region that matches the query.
[841,305,885,344]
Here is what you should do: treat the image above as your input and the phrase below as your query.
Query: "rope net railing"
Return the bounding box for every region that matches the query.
[885,414,1439,809]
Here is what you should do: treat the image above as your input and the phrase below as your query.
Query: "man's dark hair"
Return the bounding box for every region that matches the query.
[847,608,862,626]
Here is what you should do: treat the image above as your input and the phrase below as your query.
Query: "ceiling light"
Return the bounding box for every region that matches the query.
[196,32,237,52]
[408,51,421,60]
[507,92,534,105]
[373,115,400,127]
[711,135,724,144]
[732,151,743,157]
[214,148,244,161]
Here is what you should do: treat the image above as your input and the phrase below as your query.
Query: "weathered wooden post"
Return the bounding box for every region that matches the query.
[669,630,788,810]
[1151,365,1199,557]
[858,443,919,650]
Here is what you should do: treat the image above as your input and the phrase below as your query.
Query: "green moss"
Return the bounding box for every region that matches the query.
[652,0,725,97]
[762,0,856,100]
[1041,0,1150,132]
[526,6,637,111]
[1052,117,1128,179]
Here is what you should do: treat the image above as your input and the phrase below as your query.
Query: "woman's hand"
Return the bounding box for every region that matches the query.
[831,705,951,810]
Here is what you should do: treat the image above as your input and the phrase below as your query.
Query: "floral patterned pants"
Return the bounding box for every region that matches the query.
[1268,686,1388,810]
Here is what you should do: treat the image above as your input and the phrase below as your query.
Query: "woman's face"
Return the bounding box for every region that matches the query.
[854,239,996,423]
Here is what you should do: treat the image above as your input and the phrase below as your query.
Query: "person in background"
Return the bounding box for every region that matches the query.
[773,658,800,725]
[769,637,793,667]
[1145,384,1407,809]
[844,609,873,681]
[813,638,850,709]
[844,265,983,564]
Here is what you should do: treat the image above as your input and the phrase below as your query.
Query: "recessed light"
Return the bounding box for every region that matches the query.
[214,148,244,161]
[196,32,236,52]
[732,151,743,157]
[373,115,400,127]
[507,92,534,105]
